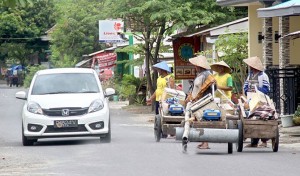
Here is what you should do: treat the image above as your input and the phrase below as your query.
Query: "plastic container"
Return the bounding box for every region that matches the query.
[113,95,119,102]
[281,115,294,128]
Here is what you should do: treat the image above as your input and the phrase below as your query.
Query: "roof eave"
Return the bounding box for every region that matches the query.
[217,0,258,6]
[257,6,300,17]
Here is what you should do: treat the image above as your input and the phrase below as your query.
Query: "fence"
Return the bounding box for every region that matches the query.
[266,67,300,115]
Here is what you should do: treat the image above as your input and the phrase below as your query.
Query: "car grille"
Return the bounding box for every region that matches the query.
[43,107,88,117]
[44,125,88,133]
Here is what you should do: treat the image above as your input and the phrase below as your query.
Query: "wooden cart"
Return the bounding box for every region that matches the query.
[236,99,279,152]
[154,108,184,142]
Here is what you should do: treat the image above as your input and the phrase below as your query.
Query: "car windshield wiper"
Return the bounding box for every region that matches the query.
[78,91,98,93]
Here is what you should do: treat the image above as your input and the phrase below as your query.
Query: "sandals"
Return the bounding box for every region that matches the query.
[244,142,267,148]
[197,144,210,149]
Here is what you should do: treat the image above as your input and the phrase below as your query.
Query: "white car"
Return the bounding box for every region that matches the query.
[15,68,115,146]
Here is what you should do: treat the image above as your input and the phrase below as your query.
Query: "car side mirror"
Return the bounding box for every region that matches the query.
[15,91,27,100]
[105,88,115,97]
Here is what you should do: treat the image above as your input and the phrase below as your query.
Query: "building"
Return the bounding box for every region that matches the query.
[216,0,300,115]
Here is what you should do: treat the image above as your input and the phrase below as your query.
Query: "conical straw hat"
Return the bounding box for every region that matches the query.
[243,56,264,71]
[210,61,231,73]
[152,61,171,73]
[189,55,211,70]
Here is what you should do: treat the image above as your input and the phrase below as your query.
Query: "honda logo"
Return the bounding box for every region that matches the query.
[62,109,70,116]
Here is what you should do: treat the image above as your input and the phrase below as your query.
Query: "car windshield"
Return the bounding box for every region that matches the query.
[31,73,100,95]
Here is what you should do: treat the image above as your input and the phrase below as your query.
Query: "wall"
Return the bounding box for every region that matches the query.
[248,5,263,59]
[290,16,300,65]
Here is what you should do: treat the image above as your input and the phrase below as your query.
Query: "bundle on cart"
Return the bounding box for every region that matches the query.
[244,90,278,120]
[161,88,186,116]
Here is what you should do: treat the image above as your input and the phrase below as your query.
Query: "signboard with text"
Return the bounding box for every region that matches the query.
[92,52,117,69]
[172,36,200,79]
[99,20,124,43]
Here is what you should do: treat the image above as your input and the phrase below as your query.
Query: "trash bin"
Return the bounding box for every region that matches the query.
[113,95,119,102]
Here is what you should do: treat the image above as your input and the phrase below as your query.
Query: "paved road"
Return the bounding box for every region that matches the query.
[1,86,300,176]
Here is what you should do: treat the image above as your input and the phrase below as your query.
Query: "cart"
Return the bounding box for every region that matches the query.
[154,107,184,142]
[236,99,279,152]
[175,93,241,154]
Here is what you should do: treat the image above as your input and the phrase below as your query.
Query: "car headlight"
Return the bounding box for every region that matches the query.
[27,102,43,115]
[88,99,104,113]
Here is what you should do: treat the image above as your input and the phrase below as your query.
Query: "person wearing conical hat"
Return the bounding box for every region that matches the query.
[147,61,174,115]
[243,56,270,148]
[243,56,270,96]
[183,55,214,150]
[210,61,233,102]
[186,55,212,102]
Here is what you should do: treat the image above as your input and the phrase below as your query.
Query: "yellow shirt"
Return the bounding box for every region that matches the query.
[156,75,171,101]
[214,73,232,101]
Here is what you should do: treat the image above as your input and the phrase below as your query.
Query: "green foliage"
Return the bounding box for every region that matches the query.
[23,65,46,88]
[0,0,56,66]
[134,95,146,105]
[293,105,300,126]
[49,0,106,67]
[113,74,146,104]
[0,0,33,7]
[294,105,300,117]
[215,32,248,93]
[50,53,77,68]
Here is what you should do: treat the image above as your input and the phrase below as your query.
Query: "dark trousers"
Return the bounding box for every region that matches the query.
[251,138,268,145]
[155,101,159,115]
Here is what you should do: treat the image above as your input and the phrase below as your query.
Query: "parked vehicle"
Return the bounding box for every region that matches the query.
[15,68,115,146]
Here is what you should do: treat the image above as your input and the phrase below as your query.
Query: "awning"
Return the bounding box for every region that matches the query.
[257,0,300,18]
[75,58,92,68]
[176,17,248,38]
[283,30,300,39]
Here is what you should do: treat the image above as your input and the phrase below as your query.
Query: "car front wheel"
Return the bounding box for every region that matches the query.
[101,120,111,143]
[22,123,36,146]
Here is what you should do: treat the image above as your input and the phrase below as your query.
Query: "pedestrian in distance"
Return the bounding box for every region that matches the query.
[146,61,175,115]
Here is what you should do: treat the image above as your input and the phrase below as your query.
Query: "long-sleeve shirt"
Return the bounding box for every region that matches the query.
[243,71,270,95]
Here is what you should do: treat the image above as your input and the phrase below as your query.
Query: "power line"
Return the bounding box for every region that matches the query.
[0,37,41,40]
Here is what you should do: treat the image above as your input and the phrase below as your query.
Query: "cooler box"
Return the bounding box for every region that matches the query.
[169,104,184,116]
[202,109,221,121]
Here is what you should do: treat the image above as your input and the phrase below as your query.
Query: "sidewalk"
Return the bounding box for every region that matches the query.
[110,100,300,150]
[279,125,300,149]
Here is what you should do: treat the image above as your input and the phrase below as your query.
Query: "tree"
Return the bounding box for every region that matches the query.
[49,0,107,67]
[103,0,247,95]
[0,0,56,66]
[215,32,248,93]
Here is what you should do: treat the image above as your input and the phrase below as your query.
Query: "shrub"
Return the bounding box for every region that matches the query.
[293,105,300,126]
[23,65,46,88]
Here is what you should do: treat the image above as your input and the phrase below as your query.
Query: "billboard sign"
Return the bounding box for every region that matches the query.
[99,20,124,43]
[173,36,200,80]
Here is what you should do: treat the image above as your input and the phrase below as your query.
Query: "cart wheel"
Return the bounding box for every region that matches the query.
[236,120,244,152]
[227,120,234,154]
[272,126,279,152]
[154,115,162,142]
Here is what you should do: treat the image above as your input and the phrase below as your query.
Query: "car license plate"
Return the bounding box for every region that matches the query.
[207,112,217,116]
[54,120,78,128]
